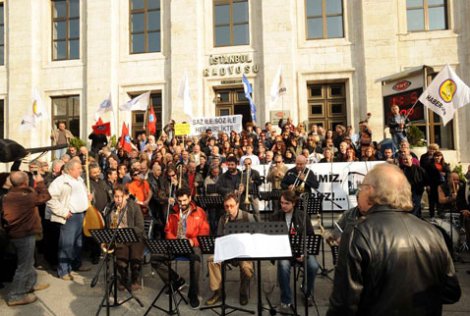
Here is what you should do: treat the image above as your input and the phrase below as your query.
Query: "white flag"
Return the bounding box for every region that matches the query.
[95,94,113,119]
[418,64,470,126]
[120,91,150,111]
[270,65,287,106]
[19,114,37,131]
[178,72,193,117]
[32,89,48,122]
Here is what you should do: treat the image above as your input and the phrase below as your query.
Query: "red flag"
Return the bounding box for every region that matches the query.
[147,106,157,135]
[92,117,111,136]
[120,123,132,153]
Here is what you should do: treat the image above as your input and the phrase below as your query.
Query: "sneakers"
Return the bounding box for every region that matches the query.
[205,291,221,306]
[279,303,292,315]
[7,293,37,306]
[60,274,74,281]
[190,296,201,309]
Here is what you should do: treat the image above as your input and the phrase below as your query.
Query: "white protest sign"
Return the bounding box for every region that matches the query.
[190,115,243,135]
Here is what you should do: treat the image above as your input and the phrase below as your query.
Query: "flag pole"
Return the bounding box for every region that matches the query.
[403,99,420,121]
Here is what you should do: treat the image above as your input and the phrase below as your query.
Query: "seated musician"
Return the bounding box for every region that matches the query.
[151,187,210,309]
[104,185,145,291]
[205,193,255,306]
[281,155,319,194]
[271,190,319,312]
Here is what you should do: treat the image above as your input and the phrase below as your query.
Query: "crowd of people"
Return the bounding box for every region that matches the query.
[0,112,468,314]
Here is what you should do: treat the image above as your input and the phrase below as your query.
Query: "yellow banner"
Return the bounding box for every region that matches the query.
[175,123,190,136]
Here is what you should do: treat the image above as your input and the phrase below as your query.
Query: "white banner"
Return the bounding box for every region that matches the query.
[190,115,243,135]
[252,161,383,211]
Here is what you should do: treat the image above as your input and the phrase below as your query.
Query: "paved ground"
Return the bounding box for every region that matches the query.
[1,207,470,316]
[0,245,469,316]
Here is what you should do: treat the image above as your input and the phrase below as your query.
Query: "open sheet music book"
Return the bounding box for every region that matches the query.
[214,233,292,263]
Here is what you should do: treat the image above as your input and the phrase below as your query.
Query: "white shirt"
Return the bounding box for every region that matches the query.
[65,174,88,213]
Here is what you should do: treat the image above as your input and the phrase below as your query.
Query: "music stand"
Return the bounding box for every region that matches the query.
[195,195,224,209]
[144,239,193,316]
[198,236,253,315]
[290,234,322,315]
[90,228,143,316]
[225,222,290,316]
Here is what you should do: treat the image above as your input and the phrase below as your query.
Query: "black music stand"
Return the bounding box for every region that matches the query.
[290,234,322,315]
[198,236,254,316]
[195,195,224,209]
[144,239,193,316]
[90,228,143,316]
[225,222,290,316]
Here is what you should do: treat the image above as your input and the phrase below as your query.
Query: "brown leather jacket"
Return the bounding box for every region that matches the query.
[3,182,51,239]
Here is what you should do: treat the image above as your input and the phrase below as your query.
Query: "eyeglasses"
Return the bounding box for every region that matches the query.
[168,174,176,177]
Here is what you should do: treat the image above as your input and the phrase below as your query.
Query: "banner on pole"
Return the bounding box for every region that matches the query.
[190,115,243,135]
[175,123,191,136]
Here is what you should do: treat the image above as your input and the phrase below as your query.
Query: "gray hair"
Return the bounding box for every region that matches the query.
[9,171,28,187]
[365,163,413,211]
[63,159,82,174]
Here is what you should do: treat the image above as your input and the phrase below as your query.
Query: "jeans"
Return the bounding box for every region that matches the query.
[392,133,407,152]
[54,147,68,160]
[8,235,37,301]
[277,255,319,305]
[58,212,85,277]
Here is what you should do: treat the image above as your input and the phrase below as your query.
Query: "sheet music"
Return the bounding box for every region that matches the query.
[214,233,292,263]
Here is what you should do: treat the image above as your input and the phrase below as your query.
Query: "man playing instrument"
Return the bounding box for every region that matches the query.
[205,193,255,306]
[239,157,263,221]
[151,187,210,309]
[271,190,319,313]
[104,185,144,291]
[216,156,242,197]
[281,155,319,194]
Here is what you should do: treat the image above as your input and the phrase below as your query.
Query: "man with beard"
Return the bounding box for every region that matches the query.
[216,156,242,197]
[88,163,111,263]
[151,187,210,309]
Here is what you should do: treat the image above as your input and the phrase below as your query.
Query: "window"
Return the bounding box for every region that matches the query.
[0,99,4,139]
[306,0,344,39]
[214,0,249,47]
[129,0,161,54]
[52,0,80,60]
[131,92,162,138]
[307,82,347,130]
[0,3,4,66]
[406,0,448,32]
[214,87,251,127]
[51,95,80,138]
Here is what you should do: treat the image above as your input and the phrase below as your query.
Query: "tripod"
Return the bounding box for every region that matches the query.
[90,228,144,316]
[144,239,193,315]
[198,236,255,316]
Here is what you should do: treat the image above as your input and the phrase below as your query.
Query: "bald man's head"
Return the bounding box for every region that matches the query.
[9,171,28,187]
[295,155,307,171]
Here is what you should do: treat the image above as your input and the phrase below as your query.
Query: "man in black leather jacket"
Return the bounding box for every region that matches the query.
[328,163,461,316]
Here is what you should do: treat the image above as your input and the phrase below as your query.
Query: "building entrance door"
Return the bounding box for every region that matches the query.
[214,87,251,128]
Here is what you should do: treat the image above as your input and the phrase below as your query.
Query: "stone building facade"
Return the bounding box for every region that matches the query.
[0,0,469,162]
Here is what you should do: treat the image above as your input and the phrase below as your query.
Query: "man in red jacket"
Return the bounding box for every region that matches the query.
[151,187,209,309]
[3,171,51,306]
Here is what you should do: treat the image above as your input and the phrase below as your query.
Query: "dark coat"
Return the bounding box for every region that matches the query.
[327,204,461,316]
